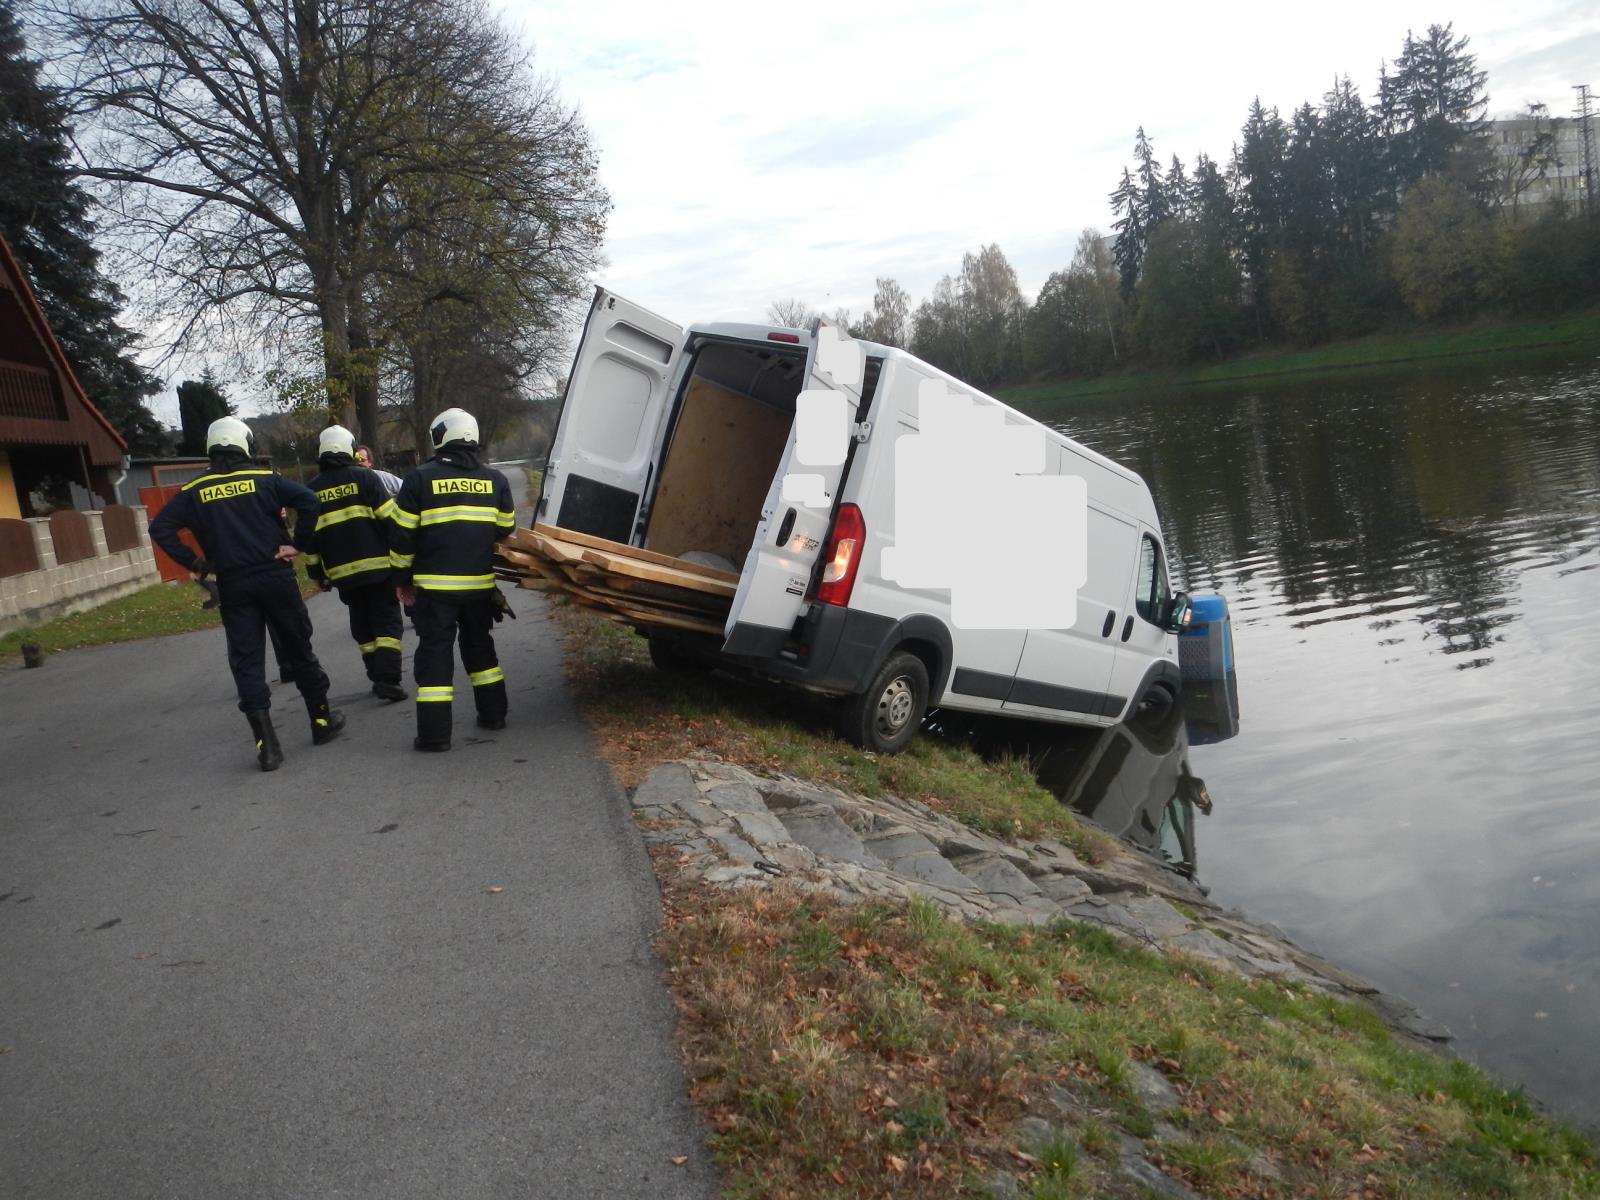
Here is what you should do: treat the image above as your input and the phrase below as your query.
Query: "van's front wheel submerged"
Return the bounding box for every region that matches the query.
[839,651,929,754]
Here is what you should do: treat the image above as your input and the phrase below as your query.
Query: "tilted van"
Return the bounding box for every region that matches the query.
[538,288,1193,753]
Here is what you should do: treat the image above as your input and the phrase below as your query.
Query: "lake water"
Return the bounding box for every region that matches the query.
[1019,347,1600,1131]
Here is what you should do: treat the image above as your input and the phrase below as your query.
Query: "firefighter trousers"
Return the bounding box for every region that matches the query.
[412,590,506,743]
[340,581,403,684]
[218,565,330,713]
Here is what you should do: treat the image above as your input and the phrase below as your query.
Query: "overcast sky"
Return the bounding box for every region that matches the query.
[497,0,1599,326]
[134,0,1598,422]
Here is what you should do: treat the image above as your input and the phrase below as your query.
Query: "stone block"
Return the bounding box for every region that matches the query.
[885,850,974,892]
[950,852,1042,902]
[760,777,843,811]
[1035,873,1094,904]
[859,826,940,863]
[705,782,769,815]
[776,804,874,866]
[632,762,699,809]
[730,808,790,846]
[710,830,761,864]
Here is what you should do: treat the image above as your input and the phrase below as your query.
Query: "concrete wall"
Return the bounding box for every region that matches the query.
[0,506,161,635]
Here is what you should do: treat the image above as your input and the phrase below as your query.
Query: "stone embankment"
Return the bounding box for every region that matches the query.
[632,758,1452,1047]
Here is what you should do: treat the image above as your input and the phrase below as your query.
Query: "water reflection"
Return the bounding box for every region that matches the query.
[1014,348,1600,1129]
[1038,354,1600,669]
[1032,699,1214,881]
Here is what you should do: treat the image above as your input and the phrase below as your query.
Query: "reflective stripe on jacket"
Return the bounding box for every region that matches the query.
[388,454,516,594]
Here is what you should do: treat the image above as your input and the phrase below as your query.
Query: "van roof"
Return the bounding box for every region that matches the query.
[683,321,1148,495]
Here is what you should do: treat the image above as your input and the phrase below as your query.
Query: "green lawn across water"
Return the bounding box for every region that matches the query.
[1001,309,1600,408]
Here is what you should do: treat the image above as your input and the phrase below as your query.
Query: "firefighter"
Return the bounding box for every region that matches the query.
[148,416,346,770]
[304,425,407,702]
[388,407,516,752]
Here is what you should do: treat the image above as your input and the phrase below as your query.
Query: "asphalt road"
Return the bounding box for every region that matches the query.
[0,590,716,1199]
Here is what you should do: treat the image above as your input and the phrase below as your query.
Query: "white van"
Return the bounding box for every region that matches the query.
[538,288,1191,753]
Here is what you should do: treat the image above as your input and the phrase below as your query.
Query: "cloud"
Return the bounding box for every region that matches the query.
[754,110,968,172]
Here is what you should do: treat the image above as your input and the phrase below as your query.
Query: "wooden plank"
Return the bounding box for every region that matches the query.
[576,546,738,598]
[604,601,726,636]
[532,522,738,582]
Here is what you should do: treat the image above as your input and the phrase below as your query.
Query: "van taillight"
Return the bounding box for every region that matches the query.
[815,504,864,607]
[768,331,800,343]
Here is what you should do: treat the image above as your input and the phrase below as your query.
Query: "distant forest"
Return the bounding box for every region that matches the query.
[779,23,1600,388]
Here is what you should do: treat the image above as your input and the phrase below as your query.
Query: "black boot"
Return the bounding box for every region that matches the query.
[246,710,283,772]
[372,681,407,702]
[306,694,347,745]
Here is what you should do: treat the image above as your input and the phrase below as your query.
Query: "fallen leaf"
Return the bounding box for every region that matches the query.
[885,1154,907,1173]
[885,1120,906,1137]
[830,1169,847,1185]
[486,885,504,895]
[669,1156,687,1166]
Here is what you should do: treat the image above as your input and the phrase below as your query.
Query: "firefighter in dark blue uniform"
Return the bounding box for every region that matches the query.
[148,417,347,770]
[304,425,407,701]
[389,408,516,752]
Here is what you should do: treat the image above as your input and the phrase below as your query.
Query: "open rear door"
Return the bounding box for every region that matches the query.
[722,322,863,658]
[540,288,683,544]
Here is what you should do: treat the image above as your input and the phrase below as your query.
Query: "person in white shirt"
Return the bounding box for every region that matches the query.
[356,445,404,497]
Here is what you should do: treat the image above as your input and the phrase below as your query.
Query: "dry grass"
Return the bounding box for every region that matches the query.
[552,597,1599,1199]
[659,873,1599,1200]
[552,600,1115,860]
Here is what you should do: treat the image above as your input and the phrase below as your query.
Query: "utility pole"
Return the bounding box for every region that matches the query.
[1576,85,1596,219]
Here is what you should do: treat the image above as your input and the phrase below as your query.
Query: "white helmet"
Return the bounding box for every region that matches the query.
[206,416,255,456]
[318,424,357,458]
[429,407,479,449]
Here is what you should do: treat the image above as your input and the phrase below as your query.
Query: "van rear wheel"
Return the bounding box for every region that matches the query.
[647,632,710,674]
[838,651,929,754]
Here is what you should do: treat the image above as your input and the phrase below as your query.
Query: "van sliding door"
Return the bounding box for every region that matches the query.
[541,288,683,544]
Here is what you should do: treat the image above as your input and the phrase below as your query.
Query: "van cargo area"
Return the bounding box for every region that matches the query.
[639,339,806,570]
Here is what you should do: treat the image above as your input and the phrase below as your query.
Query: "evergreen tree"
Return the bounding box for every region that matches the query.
[1320,76,1386,260]
[1378,23,1490,189]
[175,370,234,457]
[1135,127,1170,226]
[1163,154,1192,219]
[1109,166,1148,295]
[1232,98,1290,338]
[0,2,160,451]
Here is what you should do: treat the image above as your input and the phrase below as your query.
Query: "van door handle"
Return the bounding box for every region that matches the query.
[775,508,796,546]
[1121,615,1134,642]
[1101,610,1116,638]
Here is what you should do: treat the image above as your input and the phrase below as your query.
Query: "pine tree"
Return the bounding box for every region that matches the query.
[1109,166,1148,295]
[175,370,234,456]
[1378,23,1490,189]
[1163,155,1192,219]
[1232,98,1290,339]
[0,2,160,451]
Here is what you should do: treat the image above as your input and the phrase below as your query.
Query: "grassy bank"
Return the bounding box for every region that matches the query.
[0,559,318,664]
[1002,309,1600,408]
[554,602,1113,862]
[552,601,1599,1199]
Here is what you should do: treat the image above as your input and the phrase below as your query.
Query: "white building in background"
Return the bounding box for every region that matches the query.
[1487,116,1593,214]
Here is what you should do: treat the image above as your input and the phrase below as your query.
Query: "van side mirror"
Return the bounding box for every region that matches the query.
[1162,592,1191,634]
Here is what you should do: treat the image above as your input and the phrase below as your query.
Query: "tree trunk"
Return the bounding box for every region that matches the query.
[349,306,380,452]
[317,291,356,428]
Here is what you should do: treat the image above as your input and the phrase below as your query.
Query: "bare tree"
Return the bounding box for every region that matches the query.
[46,0,607,452]
[766,297,818,328]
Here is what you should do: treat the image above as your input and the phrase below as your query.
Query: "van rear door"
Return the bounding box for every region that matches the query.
[722,323,862,658]
[541,288,683,543]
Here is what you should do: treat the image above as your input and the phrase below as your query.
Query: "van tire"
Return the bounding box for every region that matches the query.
[647,633,709,675]
[838,651,929,754]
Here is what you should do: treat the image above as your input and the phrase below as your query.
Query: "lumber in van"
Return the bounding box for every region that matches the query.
[538,287,1207,753]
